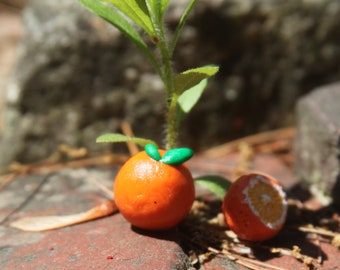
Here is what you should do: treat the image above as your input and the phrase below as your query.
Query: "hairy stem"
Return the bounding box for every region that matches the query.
[166,92,179,149]
[155,20,178,150]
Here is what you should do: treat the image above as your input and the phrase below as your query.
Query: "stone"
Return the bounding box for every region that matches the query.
[1,0,131,165]
[294,82,340,206]
[1,0,340,165]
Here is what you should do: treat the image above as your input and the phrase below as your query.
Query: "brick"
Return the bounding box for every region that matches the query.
[0,169,189,270]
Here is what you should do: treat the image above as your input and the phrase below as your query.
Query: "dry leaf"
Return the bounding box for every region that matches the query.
[10,200,118,231]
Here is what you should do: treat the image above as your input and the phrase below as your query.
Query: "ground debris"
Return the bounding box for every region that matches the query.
[179,198,338,270]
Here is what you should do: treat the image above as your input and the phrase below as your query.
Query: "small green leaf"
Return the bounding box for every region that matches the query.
[96,133,157,148]
[170,0,197,56]
[177,78,207,114]
[77,0,159,74]
[148,0,170,17]
[176,65,219,116]
[195,175,232,199]
[145,0,170,23]
[174,65,219,95]
[145,144,161,161]
[160,148,194,165]
[160,0,170,16]
[104,0,155,35]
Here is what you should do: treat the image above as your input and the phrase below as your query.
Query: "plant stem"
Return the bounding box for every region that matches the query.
[144,1,178,149]
[147,0,200,149]
[156,26,178,150]
[166,92,179,149]
[158,0,199,149]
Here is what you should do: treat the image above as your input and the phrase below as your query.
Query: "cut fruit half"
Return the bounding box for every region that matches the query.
[222,173,287,241]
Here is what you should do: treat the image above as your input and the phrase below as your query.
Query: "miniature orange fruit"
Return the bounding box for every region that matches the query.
[114,148,195,230]
[222,173,287,241]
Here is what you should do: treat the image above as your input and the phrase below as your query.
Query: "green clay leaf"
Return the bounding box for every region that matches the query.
[145,144,161,161]
[174,65,219,95]
[96,133,157,148]
[104,0,155,35]
[195,175,232,200]
[160,148,194,165]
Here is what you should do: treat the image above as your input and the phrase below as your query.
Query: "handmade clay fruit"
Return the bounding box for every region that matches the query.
[222,173,287,241]
[114,145,195,230]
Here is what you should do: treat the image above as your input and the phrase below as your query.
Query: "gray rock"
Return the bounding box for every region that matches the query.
[295,82,340,206]
[1,0,340,165]
[1,0,137,164]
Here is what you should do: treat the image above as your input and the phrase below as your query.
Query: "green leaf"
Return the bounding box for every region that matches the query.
[174,65,219,95]
[77,0,160,76]
[177,78,207,114]
[195,175,232,200]
[176,65,219,115]
[145,0,170,22]
[160,0,170,16]
[170,0,197,56]
[96,133,158,148]
[104,0,155,35]
[149,0,170,17]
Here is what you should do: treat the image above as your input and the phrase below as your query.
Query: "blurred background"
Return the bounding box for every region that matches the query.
[0,0,339,166]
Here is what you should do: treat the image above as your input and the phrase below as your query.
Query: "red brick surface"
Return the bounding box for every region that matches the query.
[0,170,189,270]
[1,214,188,270]
[1,153,340,269]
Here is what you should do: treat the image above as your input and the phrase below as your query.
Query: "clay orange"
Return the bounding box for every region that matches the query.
[114,148,195,230]
[222,173,287,241]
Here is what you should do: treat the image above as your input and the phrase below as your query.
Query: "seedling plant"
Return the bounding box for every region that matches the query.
[76,0,232,230]
[78,0,219,150]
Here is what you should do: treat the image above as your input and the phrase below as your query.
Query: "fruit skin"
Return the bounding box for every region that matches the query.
[114,149,195,230]
[222,173,287,241]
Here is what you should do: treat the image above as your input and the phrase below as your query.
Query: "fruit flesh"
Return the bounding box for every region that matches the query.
[243,175,287,229]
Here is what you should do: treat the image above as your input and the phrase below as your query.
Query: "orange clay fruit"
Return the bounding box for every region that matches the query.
[114,146,195,230]
[222,173,287,241]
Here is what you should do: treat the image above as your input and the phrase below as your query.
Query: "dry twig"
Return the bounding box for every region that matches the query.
[202,127,295,158]
[0,152,128,191]
[121,121,139,156]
